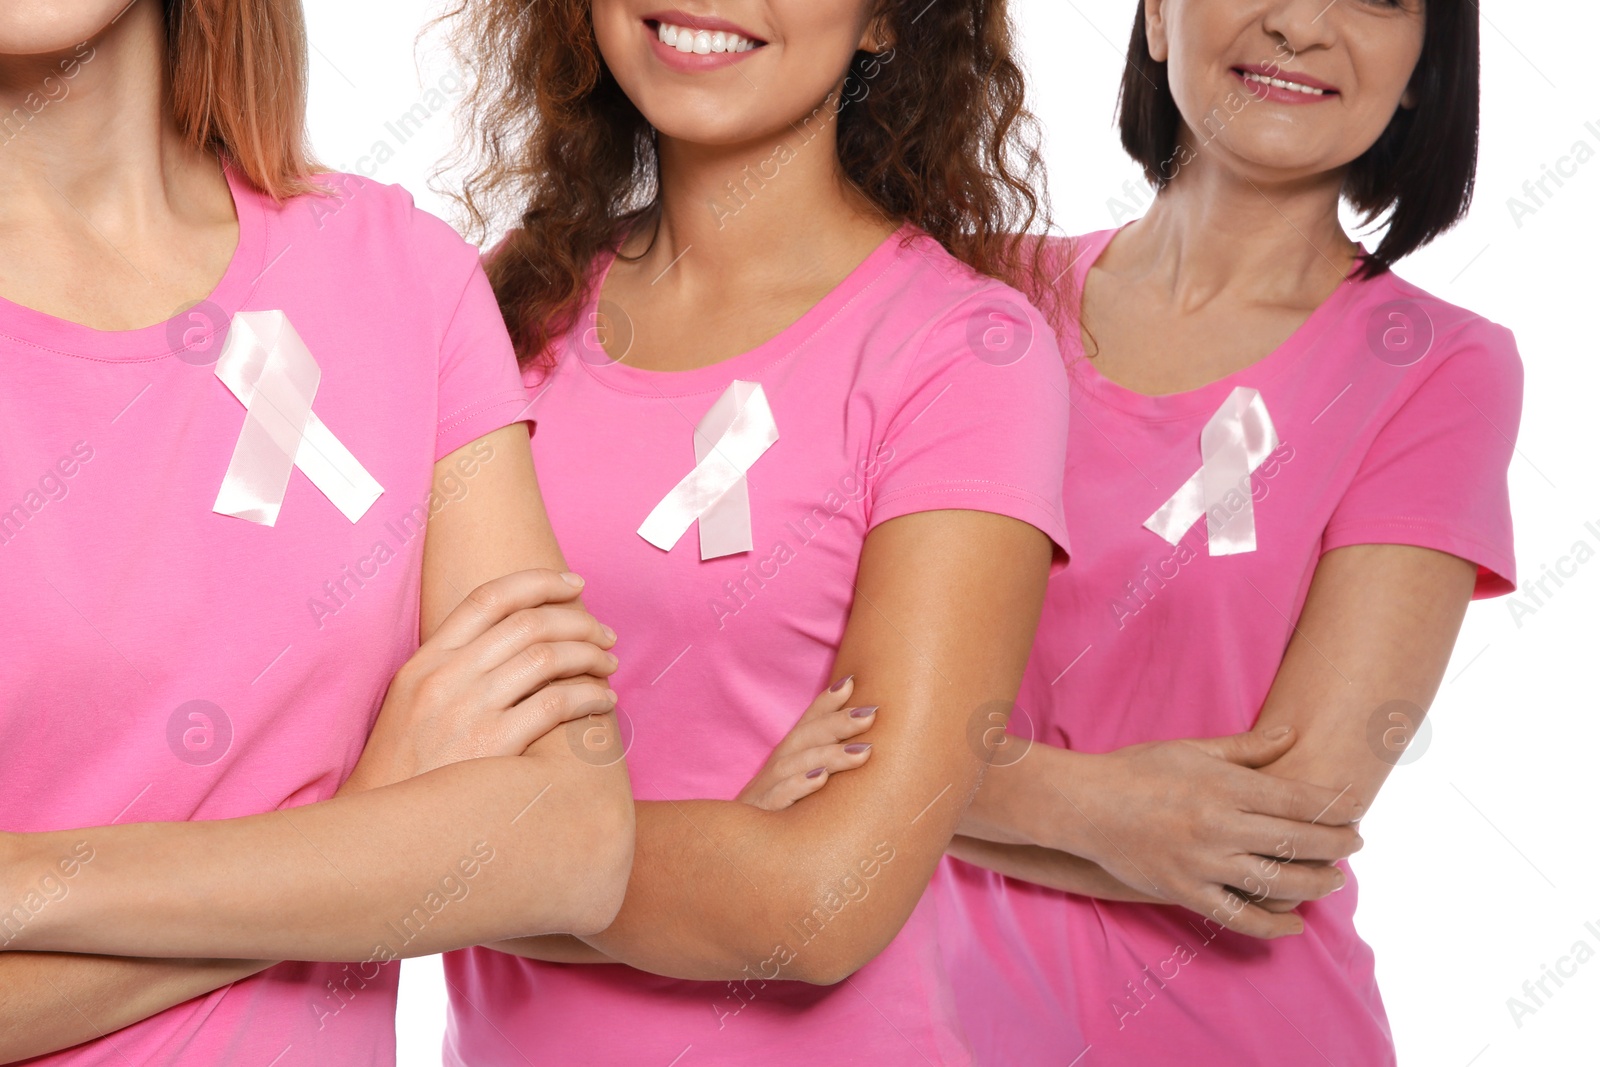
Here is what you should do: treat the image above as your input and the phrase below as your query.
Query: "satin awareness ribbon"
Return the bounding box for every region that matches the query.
[212,311,384,527]
[1143,386,1278,557]
[637,380,779,559]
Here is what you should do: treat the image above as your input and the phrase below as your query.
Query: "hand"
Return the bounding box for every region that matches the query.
[343,569,620,793]
[1058,727,1364,938]
[737,675,877,811]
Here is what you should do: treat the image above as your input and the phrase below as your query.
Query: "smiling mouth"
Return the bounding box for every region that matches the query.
[1232,67,1337,96]
[649,19,766,54]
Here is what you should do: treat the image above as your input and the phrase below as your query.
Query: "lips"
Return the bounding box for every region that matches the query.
[643,9,767,52]
[1231,63,1339,97]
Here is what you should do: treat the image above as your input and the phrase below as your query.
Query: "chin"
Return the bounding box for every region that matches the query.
[0,0,127,57]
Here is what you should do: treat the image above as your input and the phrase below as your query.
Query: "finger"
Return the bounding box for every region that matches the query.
[1190,725,1298,769]
[797,675,855,725]
[778,704,878,757]
[429,570,588,651]
[1191,884,1304,940]
[772,741,874,783]
[1228,854,1347,905]
[484,641,620,708]
[466,605,616,676]
[1257,897,1301,914]
[1242,773,1365,826]
[502,680,619,753]
[1238,815,1364,865]
[762,742,876,811]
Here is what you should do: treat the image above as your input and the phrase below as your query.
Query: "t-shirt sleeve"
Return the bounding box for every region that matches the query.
[406,202,533,462]
[1321,320,1522,598]
[867,290,1072,563]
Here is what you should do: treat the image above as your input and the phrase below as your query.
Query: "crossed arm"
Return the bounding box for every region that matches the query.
[0,424,633,1061]
[949,543,1478,936]
[496,508,1056,983]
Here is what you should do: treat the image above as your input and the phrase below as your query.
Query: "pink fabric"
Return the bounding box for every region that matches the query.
[0,167,530,1066]
[444,227,1072,1066]
[932,228,1521,1065]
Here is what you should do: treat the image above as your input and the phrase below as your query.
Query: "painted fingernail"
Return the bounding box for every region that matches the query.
[848,705,879,719]
[844,743,872,755]
[829,675,854,693]
[805,767,826,779]
[561,572,585,588]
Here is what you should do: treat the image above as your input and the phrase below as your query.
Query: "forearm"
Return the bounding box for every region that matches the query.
[489,935,614,964]
[6,752,630,962]
[0,953,271,1063]
[945,837,1160,903]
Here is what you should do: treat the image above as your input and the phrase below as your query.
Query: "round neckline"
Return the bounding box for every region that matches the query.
[0,160,266,363]
[575,222,917,398]
[1066,222,1367,421]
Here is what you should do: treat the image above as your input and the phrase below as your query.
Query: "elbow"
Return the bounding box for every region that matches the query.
[560,783,635,936]
[787,951,870,987]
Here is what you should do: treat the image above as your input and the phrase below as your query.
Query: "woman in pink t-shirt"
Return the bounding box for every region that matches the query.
[0,3,636,1064]
[432,1,1070,1063]
[935,2,1519,1064]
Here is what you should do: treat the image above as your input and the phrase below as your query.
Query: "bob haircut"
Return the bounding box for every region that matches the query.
[1116,2,1479,278]
[164,0,320,200]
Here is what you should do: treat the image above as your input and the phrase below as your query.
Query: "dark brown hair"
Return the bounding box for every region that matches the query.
[1117,2,1479,277]
[442,0,1057,368]
[164,0,320,199]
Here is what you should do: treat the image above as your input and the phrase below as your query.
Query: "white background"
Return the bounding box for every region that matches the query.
[298,2,1600,1063]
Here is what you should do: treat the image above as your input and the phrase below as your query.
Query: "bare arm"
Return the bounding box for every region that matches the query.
[0,425,634,965]
[509,511,1053,985]
[948,543,1472,935]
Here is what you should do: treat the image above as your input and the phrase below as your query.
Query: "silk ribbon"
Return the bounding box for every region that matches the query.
[212,310,384,526]
[637,380,779,559]
[1143,386,1278,556]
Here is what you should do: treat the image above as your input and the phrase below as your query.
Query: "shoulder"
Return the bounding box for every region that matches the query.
[259,172,482,269]
[1354,270,1523,415]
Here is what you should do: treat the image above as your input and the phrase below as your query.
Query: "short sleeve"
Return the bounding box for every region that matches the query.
[407,204,533,462]
[1322,321,1522,598]
[868,291,1072,563]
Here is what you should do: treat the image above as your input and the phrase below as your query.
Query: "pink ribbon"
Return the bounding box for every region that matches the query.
[1143,386,1278,556]
[637,381,779,559]
[212,311,384,526]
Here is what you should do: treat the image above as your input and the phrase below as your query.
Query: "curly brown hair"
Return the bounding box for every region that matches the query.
[439,0,1060,369]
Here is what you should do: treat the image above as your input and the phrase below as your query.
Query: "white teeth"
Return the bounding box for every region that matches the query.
[1239,69,1326,95]
[656,21,759,55]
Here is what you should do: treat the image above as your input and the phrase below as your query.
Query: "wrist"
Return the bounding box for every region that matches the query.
[0,831,94,950]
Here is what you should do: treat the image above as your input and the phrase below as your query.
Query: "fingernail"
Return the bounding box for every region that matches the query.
[561,572,585,588]
[829,675,854,693]
[605,653,619,669]
[844,743,871,755]
[604,689,618,704]
[848,705,879,719]
[805,767,826,779]
[601,625,617,643]
[1266,725,1292,739]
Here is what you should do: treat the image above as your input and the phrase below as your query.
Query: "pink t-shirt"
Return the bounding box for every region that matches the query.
[932,228,1521,1065]
[0,166,530,1065]
[444,226,1072,1066]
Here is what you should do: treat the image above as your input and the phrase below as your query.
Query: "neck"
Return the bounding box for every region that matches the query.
[1128,144,1359,308]
[0,0,218,232]
[636,91,889,288]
